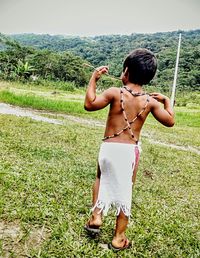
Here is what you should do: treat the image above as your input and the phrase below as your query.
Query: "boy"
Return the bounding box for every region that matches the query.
[84,49,174,251]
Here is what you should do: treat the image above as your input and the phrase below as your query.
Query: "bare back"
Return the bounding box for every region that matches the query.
[104,87,151,144]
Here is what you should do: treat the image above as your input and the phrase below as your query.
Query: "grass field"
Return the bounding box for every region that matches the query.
[0,81,200,257]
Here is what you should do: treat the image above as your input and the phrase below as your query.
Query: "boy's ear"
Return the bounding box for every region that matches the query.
[124,67,128,76]
[120,67,129,79]
[121,67,129,83]
[124,67,129,78]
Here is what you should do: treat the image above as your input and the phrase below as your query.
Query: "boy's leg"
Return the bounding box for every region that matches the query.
[112,210,130,248]
[132,147,140,185]
[86,164,102,228]
[132,161,139,185]
[92,164,101,205]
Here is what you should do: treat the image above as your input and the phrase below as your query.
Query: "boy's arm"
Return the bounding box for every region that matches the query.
[150,93,175,127]
[84,66,114,111]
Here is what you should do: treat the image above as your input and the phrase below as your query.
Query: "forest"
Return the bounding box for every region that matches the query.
[0,29,200,91]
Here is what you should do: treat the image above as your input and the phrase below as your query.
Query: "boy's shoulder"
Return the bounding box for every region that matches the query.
[106,86,121,100]
[107,86,120,91]
[106,86,120,95]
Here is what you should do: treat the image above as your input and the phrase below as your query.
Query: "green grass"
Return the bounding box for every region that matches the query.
[0,79,77,92]
[0,114,199,257]
[0,80,199,149]
[143,112,200,149]
[176,91,200,107]
[1,81,200,124]
[0,80,200,256]
[0,89,108,120]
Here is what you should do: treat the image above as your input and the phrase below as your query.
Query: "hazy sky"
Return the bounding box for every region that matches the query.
[0,0,199,36]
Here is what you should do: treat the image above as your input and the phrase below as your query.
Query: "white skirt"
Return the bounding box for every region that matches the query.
[92,142,140,217]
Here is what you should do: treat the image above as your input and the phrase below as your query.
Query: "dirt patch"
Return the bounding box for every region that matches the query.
[143,170,154,180]
[0,103,63,125]
[0,222,21,239]
[147,138,200,155]
[0,221,50,258]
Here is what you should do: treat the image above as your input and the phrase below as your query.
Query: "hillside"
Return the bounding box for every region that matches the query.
[10,30,200,91]
[0,30,199,91]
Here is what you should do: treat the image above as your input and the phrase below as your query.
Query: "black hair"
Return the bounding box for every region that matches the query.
[123,48,157,85]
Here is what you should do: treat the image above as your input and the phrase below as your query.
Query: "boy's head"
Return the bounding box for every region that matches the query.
[122,48,157,85]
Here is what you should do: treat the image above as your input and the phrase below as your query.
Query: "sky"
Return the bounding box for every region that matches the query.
[0,0,199,36]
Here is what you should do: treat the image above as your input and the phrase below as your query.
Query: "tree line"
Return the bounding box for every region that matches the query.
[0,30,200,91]
[0,34,88,86]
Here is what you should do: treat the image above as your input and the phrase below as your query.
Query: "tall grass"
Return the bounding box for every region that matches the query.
[176,91,200,107]
[0,79,77,92]
[0,90,107,119]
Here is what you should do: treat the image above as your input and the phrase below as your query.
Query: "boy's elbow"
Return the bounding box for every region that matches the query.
[84,103,93,111]
[84,104,90,111]
[168,121,175,127]
[166,119,175,127]
[170,116,175,127]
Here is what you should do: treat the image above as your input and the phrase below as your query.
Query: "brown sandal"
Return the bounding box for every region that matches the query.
[108,239,131,251]
[84,224,100,234]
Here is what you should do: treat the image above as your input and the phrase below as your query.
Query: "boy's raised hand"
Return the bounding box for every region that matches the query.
[150,92,174,126]
[92,66,109,81]
[150,92,169,104]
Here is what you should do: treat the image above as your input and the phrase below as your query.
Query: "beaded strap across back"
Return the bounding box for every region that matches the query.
[103,86,150,144]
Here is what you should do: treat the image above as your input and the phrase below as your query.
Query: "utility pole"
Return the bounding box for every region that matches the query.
[171,33,182,107]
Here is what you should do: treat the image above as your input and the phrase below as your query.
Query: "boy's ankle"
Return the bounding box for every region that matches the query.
[114,232,126,240]
[89,214,102,227]
[112,234,128,248]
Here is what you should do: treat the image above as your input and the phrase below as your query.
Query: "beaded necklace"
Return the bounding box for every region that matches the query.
[123,85,147,97]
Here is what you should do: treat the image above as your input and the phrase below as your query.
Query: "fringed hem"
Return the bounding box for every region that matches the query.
[91,200,131,217]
